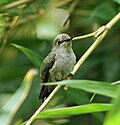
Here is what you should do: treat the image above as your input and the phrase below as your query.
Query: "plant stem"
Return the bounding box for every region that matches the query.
[0,0,33,13]
[72,32,96,41]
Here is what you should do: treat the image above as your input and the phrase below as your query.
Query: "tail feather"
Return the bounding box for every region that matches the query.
[39,86,53,102]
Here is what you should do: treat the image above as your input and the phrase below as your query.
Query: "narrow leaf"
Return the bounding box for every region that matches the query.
[36,103,112,119]
[11,44,43,68]
[65,88,89,104]
[103,85,120,125]
[44,80,117,98]
[0,69,38,125]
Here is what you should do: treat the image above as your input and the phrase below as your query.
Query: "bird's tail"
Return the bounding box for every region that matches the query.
[39,86,53,102]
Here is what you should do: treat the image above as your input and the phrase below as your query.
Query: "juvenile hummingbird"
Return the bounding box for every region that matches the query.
[39,34,76,102]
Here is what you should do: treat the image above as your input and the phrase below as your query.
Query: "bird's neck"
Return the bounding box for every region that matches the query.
[52,45,73,55]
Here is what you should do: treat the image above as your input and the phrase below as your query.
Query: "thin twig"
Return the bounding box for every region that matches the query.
[0,6,24,53]
[106,12,120,29]
[72,25,108,41]
[17,0,72,27]
[0,0,72,28]
[63,0,78,27]
[0,0,72,53]
[0,0,33,13]
[25,12,120,125]
[72,31,96,41]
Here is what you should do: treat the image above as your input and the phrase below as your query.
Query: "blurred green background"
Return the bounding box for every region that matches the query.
[0,0,120,125]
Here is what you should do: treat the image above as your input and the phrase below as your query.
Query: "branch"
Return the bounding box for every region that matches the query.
[0,0,72,28]
[63,0,78,27]
[72,31,96,40]
[0,0,72,53]
[25,12,120,125]
[72,25,107,41]
[0,0,33,13]
[0,6,24,53]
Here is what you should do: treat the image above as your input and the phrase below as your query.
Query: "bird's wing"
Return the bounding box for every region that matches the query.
[40,52,56,82]
[39,52,56,101]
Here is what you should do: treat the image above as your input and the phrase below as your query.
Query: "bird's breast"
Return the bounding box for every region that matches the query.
[56,47,76,60]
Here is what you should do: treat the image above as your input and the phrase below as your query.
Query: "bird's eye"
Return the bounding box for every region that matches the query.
[57,41,62,45]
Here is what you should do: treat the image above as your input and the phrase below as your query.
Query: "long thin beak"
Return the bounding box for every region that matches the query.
[69,36,74,41]
[63,37,74,43]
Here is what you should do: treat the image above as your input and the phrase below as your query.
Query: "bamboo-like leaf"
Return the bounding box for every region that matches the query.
[11,44,43,68]
[65,88,89,104]
[36,103,112,119]
[103,85,120,125]
[0,69,38,125]
[44,80,117,98]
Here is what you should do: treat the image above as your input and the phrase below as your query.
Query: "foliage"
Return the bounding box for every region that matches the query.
[0,0,120,125]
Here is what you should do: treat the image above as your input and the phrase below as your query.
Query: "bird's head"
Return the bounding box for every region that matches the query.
[52,34,72,48]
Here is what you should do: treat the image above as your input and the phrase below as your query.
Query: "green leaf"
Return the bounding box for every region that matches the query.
[44,80,117,98]
[36,103,112,119]
[113,0,120,4]
[0,69,38,125]
[112,80,120,85]
[11,44,43,68]
[65,88,89,104]
[103,85,120,125]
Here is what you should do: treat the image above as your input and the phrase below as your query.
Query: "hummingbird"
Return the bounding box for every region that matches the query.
[39,34,76,102]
